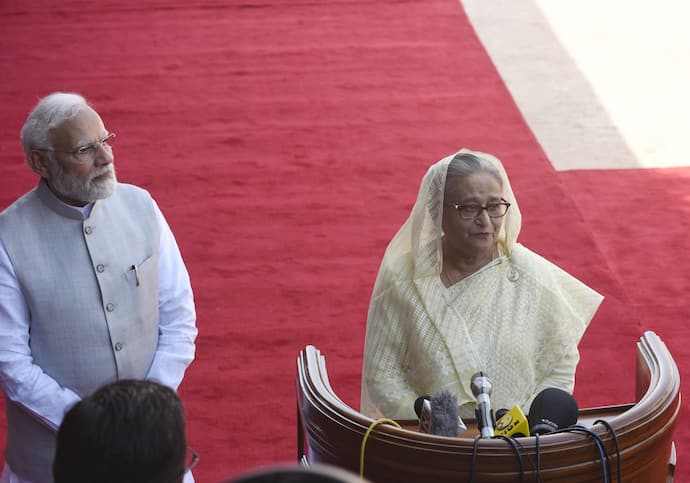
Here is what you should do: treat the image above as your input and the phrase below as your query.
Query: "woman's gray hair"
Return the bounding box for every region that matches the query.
[445,152,504,194]
[20,92,90,164]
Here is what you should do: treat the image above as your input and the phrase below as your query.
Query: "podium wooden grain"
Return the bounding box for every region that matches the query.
[296,332,680,482]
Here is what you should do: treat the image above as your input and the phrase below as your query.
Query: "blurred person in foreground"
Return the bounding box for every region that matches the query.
[230,464,367,482]
[54,379,195,483]
[0,92,197,482]
[361,149,603,419]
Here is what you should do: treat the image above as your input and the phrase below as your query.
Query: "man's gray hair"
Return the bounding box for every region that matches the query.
[20,92,90,165]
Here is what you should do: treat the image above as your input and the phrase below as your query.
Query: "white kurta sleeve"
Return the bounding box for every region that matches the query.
[0,240,81,432]
[144,201,198,390]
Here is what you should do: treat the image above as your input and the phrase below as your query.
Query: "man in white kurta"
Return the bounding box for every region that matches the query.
[361,149,603,420]
[0,93,197,483]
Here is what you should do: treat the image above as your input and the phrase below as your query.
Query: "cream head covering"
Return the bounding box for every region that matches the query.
[373,148,521,296]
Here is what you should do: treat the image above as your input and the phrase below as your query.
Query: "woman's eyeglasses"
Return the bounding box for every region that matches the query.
[445,199,511,220]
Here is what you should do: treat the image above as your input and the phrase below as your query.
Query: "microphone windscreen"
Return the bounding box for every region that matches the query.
[528,388,579,435]
[430,390,459,437]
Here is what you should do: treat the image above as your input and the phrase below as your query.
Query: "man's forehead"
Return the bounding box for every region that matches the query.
[50,107,106,145]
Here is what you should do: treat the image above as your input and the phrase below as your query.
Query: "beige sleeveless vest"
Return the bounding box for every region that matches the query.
[0,180,160,482]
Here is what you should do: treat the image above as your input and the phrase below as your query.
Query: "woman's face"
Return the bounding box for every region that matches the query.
[442,171,505,259]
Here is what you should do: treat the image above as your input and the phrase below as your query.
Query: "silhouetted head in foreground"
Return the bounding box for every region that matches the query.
[229,463,367,483]
[54,379,190,483]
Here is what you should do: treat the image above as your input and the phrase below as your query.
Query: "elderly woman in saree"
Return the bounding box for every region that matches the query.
[361,149,603,420]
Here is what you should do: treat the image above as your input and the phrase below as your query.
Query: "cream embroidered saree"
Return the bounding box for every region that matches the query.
[361,149,603,419]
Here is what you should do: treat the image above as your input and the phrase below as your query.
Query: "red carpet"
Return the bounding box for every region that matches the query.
[0,1,686,481]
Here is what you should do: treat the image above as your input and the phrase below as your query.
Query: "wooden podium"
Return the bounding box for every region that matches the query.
[296,332,680,482]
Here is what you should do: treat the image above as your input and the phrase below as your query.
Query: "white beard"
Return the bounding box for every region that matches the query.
[48,156,117,203]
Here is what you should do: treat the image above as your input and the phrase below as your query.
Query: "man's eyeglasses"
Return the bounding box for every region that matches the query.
[185,446,200,474]
[35,132,116,163]
[445,199,511,220]
[171,446,199,481]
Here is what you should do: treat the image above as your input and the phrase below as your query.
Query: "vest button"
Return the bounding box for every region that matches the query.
[106,303,115,312]
[114,342,123,351]
[96,264,105,273]
[84,226,93,235]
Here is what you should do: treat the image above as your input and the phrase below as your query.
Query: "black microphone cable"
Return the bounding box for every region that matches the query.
[534,433,541,483]
[493,435,525,483]
[468,435,481,483]
[594,419,622,483]
[551,426,610,483]
[512,434,542,483]
[467,434,525,483]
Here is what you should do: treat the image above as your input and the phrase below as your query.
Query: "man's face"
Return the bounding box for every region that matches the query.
[43,106,117,205]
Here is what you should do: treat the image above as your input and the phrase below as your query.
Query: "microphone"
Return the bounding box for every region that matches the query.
[495,408,509,421]
[413,391,466,437]
[414,396,432,433]
[494,405,530,437]
[471,372,495,438]
[528,388,579,435]
[430,390,461,437]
